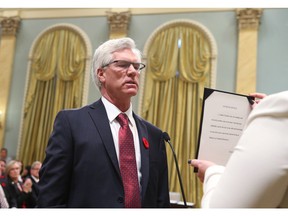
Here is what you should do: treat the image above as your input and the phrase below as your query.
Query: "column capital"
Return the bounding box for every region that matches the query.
[106,10,131,39]
[0,16,21,36]
[236,8,263,30]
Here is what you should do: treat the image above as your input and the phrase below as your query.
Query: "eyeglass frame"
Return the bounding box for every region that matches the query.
[102,60,146,72]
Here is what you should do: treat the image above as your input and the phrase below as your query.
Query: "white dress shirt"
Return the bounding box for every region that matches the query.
[101,96,142,186]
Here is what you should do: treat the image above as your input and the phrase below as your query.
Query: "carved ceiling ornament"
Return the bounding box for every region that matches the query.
[236,8,263,30]
[0,16,21,36]
[106,11,131,39]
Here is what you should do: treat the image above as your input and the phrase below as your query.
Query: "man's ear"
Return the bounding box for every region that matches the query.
[97,68,105,83]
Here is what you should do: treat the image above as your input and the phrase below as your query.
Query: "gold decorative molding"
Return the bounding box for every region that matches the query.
[0,15,21,147]
[106,11,131,39]
[0,8,235,20]
[0,16,21,36]
[236,8,263,30]
[235,9,262,94]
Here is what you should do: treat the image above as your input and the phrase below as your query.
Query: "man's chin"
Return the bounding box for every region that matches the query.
[125,85,138,92]
[128,91,138,96]
[125,89,138,97]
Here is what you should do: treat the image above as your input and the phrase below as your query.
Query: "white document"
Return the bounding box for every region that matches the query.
[196,88,254,166]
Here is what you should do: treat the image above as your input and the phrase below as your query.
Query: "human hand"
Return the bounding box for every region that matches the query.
[188,159,216,183]
[249,92,267,109]
[22,178,33,193]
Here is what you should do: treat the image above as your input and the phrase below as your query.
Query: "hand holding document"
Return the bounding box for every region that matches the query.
[195,88,254,167]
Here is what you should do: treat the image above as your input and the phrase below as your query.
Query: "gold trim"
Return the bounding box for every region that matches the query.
[0,16,21,36]
[0,8,235,20]
[106,10,131,39]
[235,9,262,94]
[236,8,263,30]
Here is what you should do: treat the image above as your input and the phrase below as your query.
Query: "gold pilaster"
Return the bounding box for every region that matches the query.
[1,16,21,36]
[106,10,131,39]
[235,8,263,94]
[0,14,21,148]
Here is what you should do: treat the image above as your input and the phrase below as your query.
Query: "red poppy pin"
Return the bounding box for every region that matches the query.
[1,182,6,187]
[142,137,149,149]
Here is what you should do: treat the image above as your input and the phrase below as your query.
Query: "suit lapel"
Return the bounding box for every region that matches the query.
[88,100,121,179]
[133,113,149,200]
[88,101,150,201]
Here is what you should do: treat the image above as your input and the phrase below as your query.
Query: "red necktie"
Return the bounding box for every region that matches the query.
[117,113,141,208]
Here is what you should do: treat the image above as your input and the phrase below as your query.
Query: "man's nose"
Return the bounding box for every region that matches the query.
[127,64,138,75]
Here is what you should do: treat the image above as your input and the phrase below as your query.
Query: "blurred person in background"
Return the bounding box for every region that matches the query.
[21,165,31,180]
[25,161,42,207]
[0,148,12,164]
[0,163,9,208]
[3,160,36,208]
[0,159,6,177]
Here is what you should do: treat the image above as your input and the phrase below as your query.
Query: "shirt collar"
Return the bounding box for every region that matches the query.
[101,96,134,126]
[31,175,39,183]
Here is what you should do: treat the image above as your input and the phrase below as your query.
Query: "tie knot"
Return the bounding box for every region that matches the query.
[117,113,129,127]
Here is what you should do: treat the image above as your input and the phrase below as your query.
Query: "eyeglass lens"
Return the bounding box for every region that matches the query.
[114,60,145,71]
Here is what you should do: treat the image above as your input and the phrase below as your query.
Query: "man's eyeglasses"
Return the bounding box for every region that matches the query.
[102,60,146,72]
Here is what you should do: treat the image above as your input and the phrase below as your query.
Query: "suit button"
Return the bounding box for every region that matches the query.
[117,197,124,203]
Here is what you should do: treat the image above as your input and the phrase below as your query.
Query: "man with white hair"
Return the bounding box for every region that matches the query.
[38,37,170,208]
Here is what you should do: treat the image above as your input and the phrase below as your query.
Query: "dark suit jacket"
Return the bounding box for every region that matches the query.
[37,99,170,208]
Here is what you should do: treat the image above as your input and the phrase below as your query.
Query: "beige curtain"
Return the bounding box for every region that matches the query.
[18,28,87,167]
[141,25,212,207]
